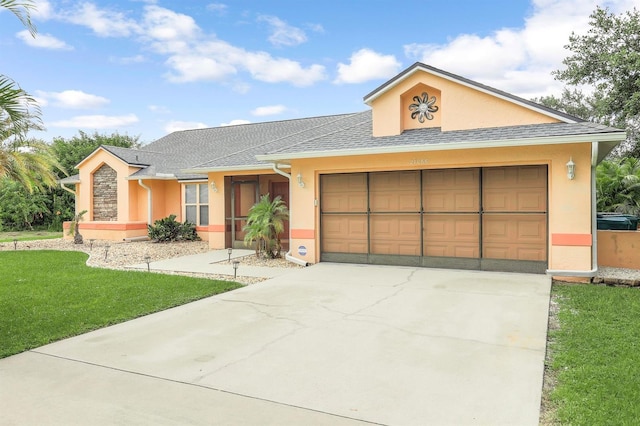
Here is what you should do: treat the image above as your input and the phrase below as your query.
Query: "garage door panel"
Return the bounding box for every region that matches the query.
[321,215,367,253]
[424,215,480,258]
[322,174,367,213]
[483,166,547,212]
[424,169,479,212]
[370,215,420,255]
[483,214,546,261]
[370,171,420,212]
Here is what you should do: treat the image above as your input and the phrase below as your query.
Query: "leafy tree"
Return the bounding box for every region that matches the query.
[243,194,289,259]
[52,131,140,179]
[596,158,640,216]
[553,6,640,157]
[0,179,50,230]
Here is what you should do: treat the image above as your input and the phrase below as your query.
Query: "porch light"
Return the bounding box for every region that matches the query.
[297,173,305,188]
[227,247,233,262]
[566,157,576,180]
[233,260,240,279]
[210,180,218,193]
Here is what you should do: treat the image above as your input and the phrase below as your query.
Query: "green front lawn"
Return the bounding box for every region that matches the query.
[547,283,640,424]
[0,231,62,242]
[0,250,241,358]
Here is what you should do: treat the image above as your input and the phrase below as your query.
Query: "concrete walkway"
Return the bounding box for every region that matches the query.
[0,263,551,425]
[127,249,295,278]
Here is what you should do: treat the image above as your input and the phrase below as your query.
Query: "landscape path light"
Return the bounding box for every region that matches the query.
[227,247,233,263]
[144,255,151,272]
[104,244,110,261]
[233,260,240,279]
[13,239,17,250]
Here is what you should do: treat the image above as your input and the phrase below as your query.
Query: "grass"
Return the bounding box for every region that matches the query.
[547,283,640,425]
[0,250,242,358]
[0,231,62,242]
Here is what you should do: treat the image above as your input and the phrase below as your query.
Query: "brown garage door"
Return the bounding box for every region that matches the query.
[320,165,547,273]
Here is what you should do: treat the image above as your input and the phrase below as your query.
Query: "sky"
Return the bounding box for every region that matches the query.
[1,0,639,145]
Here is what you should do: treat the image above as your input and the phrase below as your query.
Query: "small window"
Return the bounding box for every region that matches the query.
[184,183,209,226]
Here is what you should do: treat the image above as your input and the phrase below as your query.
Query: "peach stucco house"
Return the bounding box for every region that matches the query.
[62,63,626,277]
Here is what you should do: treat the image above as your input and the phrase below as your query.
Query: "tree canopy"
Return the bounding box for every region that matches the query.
[52,131,140,178]
[552,6,640,157]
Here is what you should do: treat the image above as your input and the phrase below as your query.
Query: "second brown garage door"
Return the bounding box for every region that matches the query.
[320,165,547,273]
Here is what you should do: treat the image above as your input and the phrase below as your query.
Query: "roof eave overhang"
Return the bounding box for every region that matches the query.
[256,131,627,162]
[181,164,283,174]
[124,175,177,181]
[363,64,579,124]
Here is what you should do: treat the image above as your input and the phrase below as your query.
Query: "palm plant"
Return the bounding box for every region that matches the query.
[243,194,289,258]
[0,2,63,192]
[596,157,640,216]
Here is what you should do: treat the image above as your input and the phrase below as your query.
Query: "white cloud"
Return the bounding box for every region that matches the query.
[111,54,146,64]
[335,49,402,84]
[31,0,54,20]
[164,54,238,82]
[35,90,109,109]
[142,5,200,42]
[251,105,287,116]
[50,3,328,87]
[16,30,72,50]
[149,104,171,114]
[207,3,228,15]
[258,15,307,47]
[51,114,139,128]
[220,119,251,126]
[61,3,140,37]
[402,0,640,98]
[164,120,209,133]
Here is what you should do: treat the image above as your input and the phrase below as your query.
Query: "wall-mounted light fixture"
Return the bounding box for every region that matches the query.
[566,157,576,180]
[297,173,305,188]
[210,180,218,192]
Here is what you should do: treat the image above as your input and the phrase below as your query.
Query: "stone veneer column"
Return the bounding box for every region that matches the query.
[92,164,118,221]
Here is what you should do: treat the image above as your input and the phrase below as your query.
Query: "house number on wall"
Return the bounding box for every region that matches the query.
[409,158,428,165]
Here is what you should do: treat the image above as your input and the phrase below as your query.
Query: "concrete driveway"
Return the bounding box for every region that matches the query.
[0,263,551,425]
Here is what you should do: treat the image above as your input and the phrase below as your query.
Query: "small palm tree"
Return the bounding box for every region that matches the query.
[243,194,289,258]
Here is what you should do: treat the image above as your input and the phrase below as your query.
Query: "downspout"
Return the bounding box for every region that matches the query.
[271,163,309,266]
[546,142,599,277]
[137,179,152,225]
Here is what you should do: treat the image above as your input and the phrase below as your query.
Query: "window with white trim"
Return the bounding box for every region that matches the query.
[184,183,209,226]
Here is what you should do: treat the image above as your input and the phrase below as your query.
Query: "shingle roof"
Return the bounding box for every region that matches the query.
[98,113,359,179]
[260,113,623,159]
[98,109,624,178]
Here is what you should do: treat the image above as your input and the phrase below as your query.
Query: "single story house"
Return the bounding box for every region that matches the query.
[62,62,626,277]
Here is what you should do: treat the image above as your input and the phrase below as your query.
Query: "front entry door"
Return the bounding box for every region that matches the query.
[231,181,258,249]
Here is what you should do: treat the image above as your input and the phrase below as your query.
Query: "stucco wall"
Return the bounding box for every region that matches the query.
[370,69,560,137]
[286,142,593,270]
[598,230,640,269]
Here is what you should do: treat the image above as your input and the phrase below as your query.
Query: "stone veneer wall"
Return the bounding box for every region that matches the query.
[92,164,118,221]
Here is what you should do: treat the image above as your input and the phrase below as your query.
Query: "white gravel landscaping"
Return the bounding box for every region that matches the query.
[0,238,301,285]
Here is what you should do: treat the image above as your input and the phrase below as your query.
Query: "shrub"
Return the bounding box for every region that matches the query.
[148,215,200,242]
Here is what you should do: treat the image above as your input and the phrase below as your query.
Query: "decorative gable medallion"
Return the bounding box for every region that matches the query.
[409,92,439,123]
